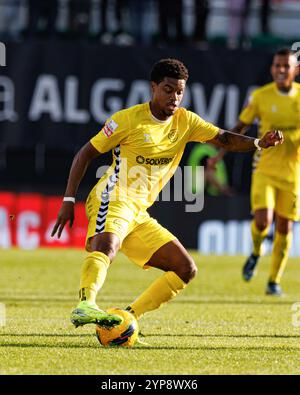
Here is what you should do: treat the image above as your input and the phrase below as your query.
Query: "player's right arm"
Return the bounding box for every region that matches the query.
[51,142,101,239]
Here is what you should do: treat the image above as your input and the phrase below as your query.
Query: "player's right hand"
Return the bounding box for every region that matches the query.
[51,202,75,239]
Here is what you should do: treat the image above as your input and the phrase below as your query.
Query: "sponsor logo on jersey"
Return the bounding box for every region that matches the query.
[136,155,173,165]
[103,118,118,138]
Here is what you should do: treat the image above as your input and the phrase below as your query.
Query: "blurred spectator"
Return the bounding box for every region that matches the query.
[69,0,90,38]
[99,0,135,45]
[227,0,250,49]
[0,0,23,40]
[191,0,210,47]
[114,0,135,45]
[127,0,153,45]
[245,0,272,36]
[201,154,235,196]
[188,144,234,197]
[99,0,112,43]
[227,0,274,49]
[260,0,271,34]
[26,0,58,38]
[156,0,184,45]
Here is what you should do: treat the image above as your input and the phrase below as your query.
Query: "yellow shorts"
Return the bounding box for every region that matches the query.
[251,171,300,221]
[85,186,177,267]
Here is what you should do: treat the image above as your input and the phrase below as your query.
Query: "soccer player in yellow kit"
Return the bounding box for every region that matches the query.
[242,49,300,295]
[210,49,300,296]
[51,58,283,328]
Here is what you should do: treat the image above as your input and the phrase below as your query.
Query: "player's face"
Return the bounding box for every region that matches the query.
[151,77,186,119]
[271,54,299,91]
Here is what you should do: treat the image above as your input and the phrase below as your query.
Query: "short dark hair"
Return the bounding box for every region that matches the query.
[150,58,189,84]
[274,48,296,58]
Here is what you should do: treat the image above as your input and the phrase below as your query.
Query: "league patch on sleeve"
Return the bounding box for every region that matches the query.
[103,119,118,138]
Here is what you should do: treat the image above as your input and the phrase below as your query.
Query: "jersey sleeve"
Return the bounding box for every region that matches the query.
[187,111,219,143]
[239,90,259,125]
[90,110,130,153]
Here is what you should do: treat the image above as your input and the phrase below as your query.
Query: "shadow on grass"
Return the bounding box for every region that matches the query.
[144,333,300,338]
[0,342,300,352]
[0,297,297,306]
[1,333,300,339]
[0,333,92,337]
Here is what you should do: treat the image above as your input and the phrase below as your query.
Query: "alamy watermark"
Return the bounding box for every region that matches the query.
[291,302,300,328]
[0,303,6,327]
[0,42,6,67]
[291,42,300,66]
[95,162,206,213]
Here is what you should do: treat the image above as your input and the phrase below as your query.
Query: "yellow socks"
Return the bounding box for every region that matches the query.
[128,271,186,319]
[251,220,270,256]
[269,232,292,284]
[79,251,110,304]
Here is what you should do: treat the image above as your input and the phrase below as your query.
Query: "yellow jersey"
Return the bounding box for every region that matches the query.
[90,102,219,210]
[240,82,300,193]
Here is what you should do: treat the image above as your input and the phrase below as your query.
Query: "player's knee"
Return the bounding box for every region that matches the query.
[90,242,118,261]
[89,234,120,261]
[178,257,198,284]
[256,219,270,232]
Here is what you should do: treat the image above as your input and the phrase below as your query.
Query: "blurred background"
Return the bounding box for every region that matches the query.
[0,0,300,254]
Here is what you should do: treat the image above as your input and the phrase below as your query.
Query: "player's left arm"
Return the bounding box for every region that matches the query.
[208,129,284,152]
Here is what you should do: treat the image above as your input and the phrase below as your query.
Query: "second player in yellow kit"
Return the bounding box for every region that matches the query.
[240,80,300,218]
[239,49,300,295]
[51,58,283,331]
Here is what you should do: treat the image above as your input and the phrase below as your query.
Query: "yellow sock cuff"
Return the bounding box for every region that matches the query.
[88,251,110,269]
[164,271,187,291]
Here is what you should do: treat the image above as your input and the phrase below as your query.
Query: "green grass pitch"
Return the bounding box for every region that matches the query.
[0,248,300,375]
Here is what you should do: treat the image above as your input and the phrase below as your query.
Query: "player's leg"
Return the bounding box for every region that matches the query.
[121,216,196,319]
[71,232,123,327]
[266,188,299,295]
[127,240,196,319]
[243,172,275,281]
[79,232,120,304]
[243,208,274,281]
[252,208,273,255]
[267,215,293,296]
[71,189,134,328]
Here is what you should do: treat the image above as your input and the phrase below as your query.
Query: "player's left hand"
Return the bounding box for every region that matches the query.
[259,130,284,148]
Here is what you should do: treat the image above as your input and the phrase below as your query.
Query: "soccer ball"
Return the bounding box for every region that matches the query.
[95,307,139,347]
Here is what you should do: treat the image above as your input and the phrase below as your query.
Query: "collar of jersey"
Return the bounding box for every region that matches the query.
[274,83,297,97]
[148,103,173,124]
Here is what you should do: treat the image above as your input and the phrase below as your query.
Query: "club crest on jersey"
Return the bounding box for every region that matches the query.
[103,119,118,138]
[168,129,178,143]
